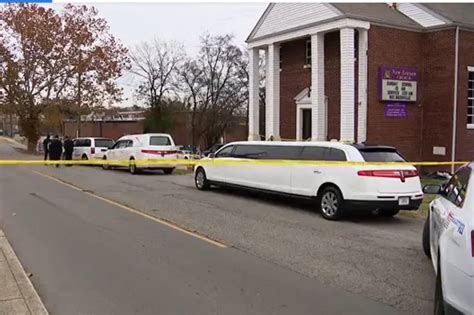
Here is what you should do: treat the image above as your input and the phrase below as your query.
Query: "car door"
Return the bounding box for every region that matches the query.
[291,146,327,196]
[206,144,235,183]
[434,167,472,308]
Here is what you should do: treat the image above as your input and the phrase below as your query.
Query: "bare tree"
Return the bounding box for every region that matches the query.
[180,33,248,148]
[129,39,184,108]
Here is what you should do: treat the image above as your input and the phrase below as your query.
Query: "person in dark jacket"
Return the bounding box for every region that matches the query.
[43,135,51,161]
[48,135,63,167]
[63,136,74,166]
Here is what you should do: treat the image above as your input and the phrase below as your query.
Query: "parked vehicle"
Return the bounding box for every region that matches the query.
[201,143,225,157]
[194,141,423,220]
[422,163,473,315]
[36,136,47,153]
[72,137,114,161]
[102,133,177,174]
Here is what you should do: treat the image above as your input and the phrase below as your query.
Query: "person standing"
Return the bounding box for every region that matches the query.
[48,135,63,167]
[63,136,74,166]
[43,135,51,161]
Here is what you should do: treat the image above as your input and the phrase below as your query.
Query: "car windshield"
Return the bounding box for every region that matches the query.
[149,136,171,146]
[359,149,406,162]
[94,139,114,148]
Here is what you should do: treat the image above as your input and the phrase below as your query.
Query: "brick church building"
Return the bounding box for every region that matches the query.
[246,3,474,165]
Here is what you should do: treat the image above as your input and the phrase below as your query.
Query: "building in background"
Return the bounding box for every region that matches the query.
[247,3,474,166]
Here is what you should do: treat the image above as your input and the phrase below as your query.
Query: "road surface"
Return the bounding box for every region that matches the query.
[0,140,433,314]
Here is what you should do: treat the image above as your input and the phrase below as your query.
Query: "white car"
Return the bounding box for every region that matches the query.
[422,163,474,315]
[194,141,423,220]
[72,137,114,160]
[102,133,178,174]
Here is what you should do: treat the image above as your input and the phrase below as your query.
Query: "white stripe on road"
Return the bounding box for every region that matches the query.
[31,170,227,248]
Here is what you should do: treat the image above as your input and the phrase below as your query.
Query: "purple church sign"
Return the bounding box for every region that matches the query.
[380,66,418,102]
[385,103,407,118]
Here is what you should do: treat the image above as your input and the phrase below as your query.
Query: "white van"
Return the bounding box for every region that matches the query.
[102,133,178,174]
[73,137,115,160]
[194,141,423,220]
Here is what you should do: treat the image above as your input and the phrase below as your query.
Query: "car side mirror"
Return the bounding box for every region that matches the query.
[209,153,216,158]
[423,184,441,194]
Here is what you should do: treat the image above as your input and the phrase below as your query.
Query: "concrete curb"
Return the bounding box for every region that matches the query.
[0,230,48,315]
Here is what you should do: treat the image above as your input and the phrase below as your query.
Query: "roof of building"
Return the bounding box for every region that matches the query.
[332,3,422,30]
[247,3,474,43]
[421,3,474,28]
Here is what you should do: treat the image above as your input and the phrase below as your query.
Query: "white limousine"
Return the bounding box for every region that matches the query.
[194,141,423,220]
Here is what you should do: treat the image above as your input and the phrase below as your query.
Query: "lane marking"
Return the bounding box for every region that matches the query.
[31,170,227,248]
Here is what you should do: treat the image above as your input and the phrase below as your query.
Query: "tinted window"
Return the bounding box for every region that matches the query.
[233,145,267,159]
[326,148,347,161]
[265,146,301,159]
[359,149,405,162]
[300,147,326,160]
[443,167,471,207]
[149,136,171,146]
[94,139,114,148]
[215,145,234,158]
[74,139,91,147]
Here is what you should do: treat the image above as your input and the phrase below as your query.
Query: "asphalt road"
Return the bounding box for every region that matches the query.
[0,140,434,314]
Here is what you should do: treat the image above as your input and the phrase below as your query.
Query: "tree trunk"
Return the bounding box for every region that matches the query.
[19,114,40,152]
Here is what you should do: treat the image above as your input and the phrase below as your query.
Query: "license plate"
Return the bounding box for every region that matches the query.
[398,197,410,206]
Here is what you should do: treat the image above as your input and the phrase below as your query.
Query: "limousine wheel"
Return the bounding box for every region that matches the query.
[129,158,138,175]
[318,186,344,220]
[102,157,109,170]
[195,167,210,190]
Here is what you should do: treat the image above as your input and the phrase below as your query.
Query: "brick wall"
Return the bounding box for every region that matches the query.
[280,38,311,140]
[421,29,455,165]
[456,30,474,162]
[367,25,424,161]
[325,31,341,141]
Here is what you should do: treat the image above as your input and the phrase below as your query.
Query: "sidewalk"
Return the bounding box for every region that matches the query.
[0,230,48,315]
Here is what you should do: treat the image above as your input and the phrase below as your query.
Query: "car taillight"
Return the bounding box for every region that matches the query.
[91,147,95,154]
[357,169,418,178]
[471,230,474,257]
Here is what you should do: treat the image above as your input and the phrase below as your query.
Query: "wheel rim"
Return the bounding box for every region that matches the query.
[321,192,338,217]
[196,171,205,188]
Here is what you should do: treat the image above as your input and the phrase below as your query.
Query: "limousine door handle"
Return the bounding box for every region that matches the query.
[313,170,322,174]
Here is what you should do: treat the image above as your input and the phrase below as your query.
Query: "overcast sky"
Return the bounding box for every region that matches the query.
[48,2,268,106]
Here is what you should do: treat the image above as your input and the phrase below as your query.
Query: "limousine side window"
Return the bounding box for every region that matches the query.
[300,147,347,161]
[215,145,234,158]
[233,145,266,159]
[300,147,326,160]
[264,146,302,160]
[327,148,347,161]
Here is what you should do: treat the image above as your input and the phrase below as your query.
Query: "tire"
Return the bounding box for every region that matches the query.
[434,258,445,315]
[379,209,400,217]
[423,213,431,259]
[318,186,344,220]
[81,154,88,160]
[195,167,210,190]
[163,168,174,175]
[102,157,109,170]
[129,158,138,175]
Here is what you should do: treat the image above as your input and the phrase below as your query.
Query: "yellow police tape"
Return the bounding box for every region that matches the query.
[0,159,469,167]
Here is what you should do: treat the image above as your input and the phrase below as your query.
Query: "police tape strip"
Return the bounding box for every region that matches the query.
[0,159,469,167]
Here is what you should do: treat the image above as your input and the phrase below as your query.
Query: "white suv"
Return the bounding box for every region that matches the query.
[73,137,114,160]
[102,133,178,174]
[194,141,423,220]
[422,163,474,314]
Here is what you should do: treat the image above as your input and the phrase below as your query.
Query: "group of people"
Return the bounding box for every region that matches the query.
[43,135,74,167]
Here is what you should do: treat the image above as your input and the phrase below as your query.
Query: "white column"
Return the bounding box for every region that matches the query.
[248,48,260,140]
[265,44,280,140]
[311,33,326,141]
[340,27,355,143]
[357,29,368,143]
